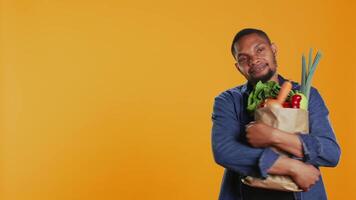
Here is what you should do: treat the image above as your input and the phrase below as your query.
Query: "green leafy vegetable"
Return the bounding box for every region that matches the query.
[247,81,296,113]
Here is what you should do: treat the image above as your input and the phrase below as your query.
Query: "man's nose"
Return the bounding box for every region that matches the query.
[249,55,260,66]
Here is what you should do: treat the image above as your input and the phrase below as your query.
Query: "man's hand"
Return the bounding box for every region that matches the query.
[245,121,304,158]
[267,156,321,192]
[289,159,321,191]
[245,121,276,147]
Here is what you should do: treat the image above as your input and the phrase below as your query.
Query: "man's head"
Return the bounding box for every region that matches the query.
[231,28,278,85]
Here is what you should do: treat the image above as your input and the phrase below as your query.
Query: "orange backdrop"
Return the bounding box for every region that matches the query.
[1,0,355,199]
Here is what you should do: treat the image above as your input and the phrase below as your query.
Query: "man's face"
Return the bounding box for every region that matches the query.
[233,33,278,84]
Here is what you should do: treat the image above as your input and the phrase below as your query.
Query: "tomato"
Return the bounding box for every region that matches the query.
[291,94,302,102]
[282,102,291,108]
[291,95,302,109]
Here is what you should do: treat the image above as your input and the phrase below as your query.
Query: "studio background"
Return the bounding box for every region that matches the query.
[1,0,355,199]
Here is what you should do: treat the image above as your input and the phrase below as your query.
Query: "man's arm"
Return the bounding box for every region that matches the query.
[295,87,341,166]
[267,156,320,191]
[244,122,322,191]
[246,87,341,167]
[211,91,280,178]
[212,90,323,191]
[245,122,304,158]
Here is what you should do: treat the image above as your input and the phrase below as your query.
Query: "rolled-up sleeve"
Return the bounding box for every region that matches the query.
[297,87,341,167]
[211,91,280,178]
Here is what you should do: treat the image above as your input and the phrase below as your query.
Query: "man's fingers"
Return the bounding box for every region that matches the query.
[245,121,256,130]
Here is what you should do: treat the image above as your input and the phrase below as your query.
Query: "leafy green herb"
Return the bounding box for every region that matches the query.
[247,81,296,113]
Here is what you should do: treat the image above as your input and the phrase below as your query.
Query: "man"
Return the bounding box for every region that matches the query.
[211,28,341,200]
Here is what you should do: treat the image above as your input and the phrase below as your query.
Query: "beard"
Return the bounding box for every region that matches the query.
[249,67,276,85]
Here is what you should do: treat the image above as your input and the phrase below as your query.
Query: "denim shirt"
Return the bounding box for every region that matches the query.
[211,75,341,200]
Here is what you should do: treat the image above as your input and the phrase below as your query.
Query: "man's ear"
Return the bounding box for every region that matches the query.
[271,43,277,56]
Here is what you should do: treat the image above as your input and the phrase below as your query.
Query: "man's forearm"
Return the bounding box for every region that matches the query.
[271,129,304,158]
[245,122,304,158]
[267,154,321,192]
[267,156,296,176]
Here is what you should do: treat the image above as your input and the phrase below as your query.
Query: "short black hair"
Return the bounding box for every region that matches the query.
[231,28,271,60]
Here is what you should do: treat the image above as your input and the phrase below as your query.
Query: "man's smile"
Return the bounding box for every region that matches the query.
[249,63,268,76]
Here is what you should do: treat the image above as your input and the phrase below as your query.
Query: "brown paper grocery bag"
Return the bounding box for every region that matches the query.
[241,106,309,192]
